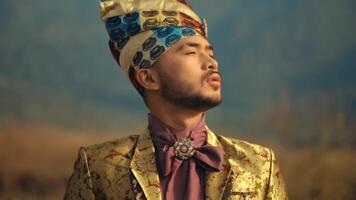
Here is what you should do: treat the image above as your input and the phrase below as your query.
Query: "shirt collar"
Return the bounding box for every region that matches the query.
[148,112,207,140]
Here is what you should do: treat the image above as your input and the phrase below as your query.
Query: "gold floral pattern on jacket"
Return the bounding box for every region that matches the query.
[64,127,288,200]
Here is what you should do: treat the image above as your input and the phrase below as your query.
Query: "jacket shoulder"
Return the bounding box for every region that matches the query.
[83,134,140,168]
[217,134,271,166]
[206,130,288,199]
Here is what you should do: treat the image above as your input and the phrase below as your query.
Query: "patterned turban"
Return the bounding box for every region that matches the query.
[100,0,208,75]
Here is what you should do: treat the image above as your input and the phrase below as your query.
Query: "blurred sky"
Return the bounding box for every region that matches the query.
[0,0,355,145]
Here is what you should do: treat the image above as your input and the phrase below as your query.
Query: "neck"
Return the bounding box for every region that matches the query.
[148,97,205,130]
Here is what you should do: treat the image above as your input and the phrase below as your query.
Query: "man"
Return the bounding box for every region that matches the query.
[64,0,288,199]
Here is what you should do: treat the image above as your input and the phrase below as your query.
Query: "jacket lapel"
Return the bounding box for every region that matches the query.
[205,126,232,200]
[130,128,162,200]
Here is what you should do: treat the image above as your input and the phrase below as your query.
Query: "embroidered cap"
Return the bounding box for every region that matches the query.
[99,0,208,75]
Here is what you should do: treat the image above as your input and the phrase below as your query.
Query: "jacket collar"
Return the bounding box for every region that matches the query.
[130,126,232,200]
[205,126,232,200]
[130,127,162,200]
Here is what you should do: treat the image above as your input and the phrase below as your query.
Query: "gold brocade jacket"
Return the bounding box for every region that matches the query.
[64,127,288,200]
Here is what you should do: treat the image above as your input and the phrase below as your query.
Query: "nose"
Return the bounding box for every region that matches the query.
[206,55,219,72]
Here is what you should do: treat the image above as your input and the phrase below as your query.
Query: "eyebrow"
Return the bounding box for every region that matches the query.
[176,42,214,52]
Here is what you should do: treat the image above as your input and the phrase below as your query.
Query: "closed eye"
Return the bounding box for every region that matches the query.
[185,51,215,58]
[185,51,196,55]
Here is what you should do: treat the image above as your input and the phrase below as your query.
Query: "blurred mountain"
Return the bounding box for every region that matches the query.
[0,0,355,147]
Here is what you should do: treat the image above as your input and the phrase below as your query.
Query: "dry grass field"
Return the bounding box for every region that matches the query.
[0,122,355,200]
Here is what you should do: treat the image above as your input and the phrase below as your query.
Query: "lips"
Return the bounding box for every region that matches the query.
[207,73,221,88]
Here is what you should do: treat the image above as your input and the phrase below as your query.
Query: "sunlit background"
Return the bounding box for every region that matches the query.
[0,0,355,199]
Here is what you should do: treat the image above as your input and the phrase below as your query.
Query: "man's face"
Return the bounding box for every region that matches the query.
[153,35,222,111]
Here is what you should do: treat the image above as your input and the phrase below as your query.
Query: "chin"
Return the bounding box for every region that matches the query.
[202,94,223,107]
[204,91,222,102]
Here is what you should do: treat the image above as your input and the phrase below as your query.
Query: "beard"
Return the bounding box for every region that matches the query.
[158,70,222,111]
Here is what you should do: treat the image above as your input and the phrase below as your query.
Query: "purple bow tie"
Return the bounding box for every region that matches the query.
[158,134,224,176]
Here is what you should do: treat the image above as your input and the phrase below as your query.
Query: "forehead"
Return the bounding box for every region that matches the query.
[172,35,212,51]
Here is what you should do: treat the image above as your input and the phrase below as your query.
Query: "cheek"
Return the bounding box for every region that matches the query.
[159,55,202,82]
[175,60,202,80]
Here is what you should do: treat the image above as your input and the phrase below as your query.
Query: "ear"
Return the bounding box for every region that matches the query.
[108,40,121,65]
[135,68,160,90]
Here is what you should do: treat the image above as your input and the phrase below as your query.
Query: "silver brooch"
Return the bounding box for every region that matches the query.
[174,138,195,160]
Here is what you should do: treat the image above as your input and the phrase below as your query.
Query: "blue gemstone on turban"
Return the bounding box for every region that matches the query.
[156,27,174,38]
[165,34,181,47]
[123,12,139,23]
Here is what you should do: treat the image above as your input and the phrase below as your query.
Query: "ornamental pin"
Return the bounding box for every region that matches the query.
[173,138,195,160]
